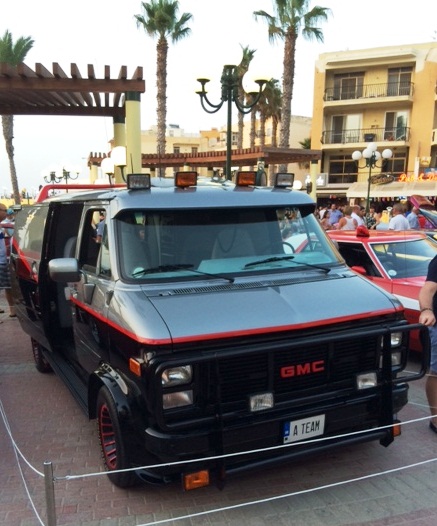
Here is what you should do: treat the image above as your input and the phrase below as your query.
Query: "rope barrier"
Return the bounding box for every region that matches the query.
[1,390,436,526]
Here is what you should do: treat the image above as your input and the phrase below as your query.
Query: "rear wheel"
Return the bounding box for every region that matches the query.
[31,339,52,373]
[96,387,139,487]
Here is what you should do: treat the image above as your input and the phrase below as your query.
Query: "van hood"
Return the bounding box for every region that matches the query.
[141,272,401,345]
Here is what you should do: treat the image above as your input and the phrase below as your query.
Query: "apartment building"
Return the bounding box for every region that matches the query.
[311,42,437,205]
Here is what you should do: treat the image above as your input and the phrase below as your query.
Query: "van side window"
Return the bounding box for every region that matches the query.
[79,210,106,274]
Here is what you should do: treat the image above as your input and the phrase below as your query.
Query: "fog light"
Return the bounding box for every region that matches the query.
[163,390,193,409]
[356,372,377,390]
[249,392,274,412]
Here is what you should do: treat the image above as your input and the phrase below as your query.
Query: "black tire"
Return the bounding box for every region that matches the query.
[31,339,52,373]
[96,387,139,488]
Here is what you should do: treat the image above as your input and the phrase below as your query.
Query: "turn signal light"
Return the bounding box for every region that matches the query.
[183,470,210,490]
[393,421,402,437]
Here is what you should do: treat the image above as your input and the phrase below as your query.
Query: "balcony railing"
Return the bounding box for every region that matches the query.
[322,127,410,145]
[324,81,414,102]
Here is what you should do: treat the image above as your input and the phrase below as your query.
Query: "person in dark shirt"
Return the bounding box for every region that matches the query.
[418,255,437,434]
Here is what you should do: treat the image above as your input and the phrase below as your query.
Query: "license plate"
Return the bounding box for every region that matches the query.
[283,414,325,444]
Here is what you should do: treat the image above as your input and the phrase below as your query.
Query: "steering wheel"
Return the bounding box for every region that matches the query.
[282,241,295,253]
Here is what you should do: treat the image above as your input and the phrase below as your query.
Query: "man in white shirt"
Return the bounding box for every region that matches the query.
[388,203,410,230]
[351,205,365,227]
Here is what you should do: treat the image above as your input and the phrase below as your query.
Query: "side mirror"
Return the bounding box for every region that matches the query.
[48,258,80,283]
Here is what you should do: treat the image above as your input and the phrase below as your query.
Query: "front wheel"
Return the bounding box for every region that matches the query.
[96,387,139,487]
[31,338,52,373]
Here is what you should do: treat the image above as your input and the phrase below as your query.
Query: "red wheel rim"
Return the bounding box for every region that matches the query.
[98,404,117,469]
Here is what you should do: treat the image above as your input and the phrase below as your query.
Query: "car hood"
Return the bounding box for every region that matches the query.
[140,271,401,346]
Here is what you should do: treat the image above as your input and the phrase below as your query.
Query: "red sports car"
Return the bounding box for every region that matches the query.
[328,229,437,352]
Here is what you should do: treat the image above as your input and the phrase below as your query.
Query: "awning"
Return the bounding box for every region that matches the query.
[346,180,437,199]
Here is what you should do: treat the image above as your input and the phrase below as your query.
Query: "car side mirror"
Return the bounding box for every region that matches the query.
[48,258,81,283]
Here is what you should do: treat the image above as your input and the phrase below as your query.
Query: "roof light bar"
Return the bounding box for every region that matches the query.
[127,174,151,190]
[274,173,295,188]
[236,171,257,186]
[175,171,197,188]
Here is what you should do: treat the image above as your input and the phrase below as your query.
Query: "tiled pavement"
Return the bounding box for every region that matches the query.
[1,304,437,526]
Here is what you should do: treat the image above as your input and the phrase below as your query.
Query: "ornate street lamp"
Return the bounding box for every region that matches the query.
[196,65,267,180]
[43,170,62,184]
[352,143,393,215]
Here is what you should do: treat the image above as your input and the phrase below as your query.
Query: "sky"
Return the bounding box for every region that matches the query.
[0,0,436,194]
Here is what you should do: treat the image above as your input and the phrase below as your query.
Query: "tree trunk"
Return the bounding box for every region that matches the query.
[156,36,168,176]
[2,114,20,204]
[279,30,297,172]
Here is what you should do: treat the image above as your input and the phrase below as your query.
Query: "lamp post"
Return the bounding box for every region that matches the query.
[43,171,62,184]
[111,146,127,182]
[100,157,115,185]
[305,174,313,194]
[196,65,267,180]
[352,143,393,216]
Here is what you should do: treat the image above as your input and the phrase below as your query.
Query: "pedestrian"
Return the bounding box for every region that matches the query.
[337,205,358,230]
[0,204,16,317]
[327,203,343,227]
[351,205,365,226]
[388,203,410,230]
[418,256,437,434]
[407,206,420,229]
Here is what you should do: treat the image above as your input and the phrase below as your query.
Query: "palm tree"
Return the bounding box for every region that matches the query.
[259,78,282,184]
[254,0,330,166]
[298,137,311,170]
[0,30,34,204]
[135,1,192,163]
[236,45,256,150]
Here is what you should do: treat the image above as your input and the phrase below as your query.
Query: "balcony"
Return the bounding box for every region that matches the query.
[324,81,414,102]
[321,127,410,146]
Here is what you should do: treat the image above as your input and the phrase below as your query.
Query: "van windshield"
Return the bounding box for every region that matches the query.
[116,206,340,281]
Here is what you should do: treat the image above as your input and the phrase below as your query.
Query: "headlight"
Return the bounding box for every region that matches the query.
[161,365,192,387]
[390,332,402,347]
[163,390,193,409]
[356,372,377,390]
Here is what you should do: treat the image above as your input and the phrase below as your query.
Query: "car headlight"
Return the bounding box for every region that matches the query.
[163,390,193,409]
[161,365,192,387]
[390,332,402,347]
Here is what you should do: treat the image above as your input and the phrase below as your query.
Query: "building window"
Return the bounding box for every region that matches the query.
[385,152,407,176]
[384,111,408,140]
[333,72,364,100]
[330,114,361,143]
[328,155,358,184]
[387,67,412,96]
[191,147,198,155]
[173,146,180,154]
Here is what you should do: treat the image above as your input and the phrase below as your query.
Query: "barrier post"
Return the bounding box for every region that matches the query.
[44,461,57,526]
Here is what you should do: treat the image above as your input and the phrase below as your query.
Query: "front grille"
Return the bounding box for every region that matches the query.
[211,335,379,404]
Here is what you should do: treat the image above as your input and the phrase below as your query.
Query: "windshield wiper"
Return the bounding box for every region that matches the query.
[132,264,234,283]
[244,255,331,273]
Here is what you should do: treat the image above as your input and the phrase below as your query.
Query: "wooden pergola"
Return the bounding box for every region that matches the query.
[0,62,144,117]
[0,62,321,172]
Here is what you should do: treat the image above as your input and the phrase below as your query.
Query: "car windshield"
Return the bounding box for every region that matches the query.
[371,238,437,278]
[116,206,339,281]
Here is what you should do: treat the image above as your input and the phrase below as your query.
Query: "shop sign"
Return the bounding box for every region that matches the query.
[370,174,394,185]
